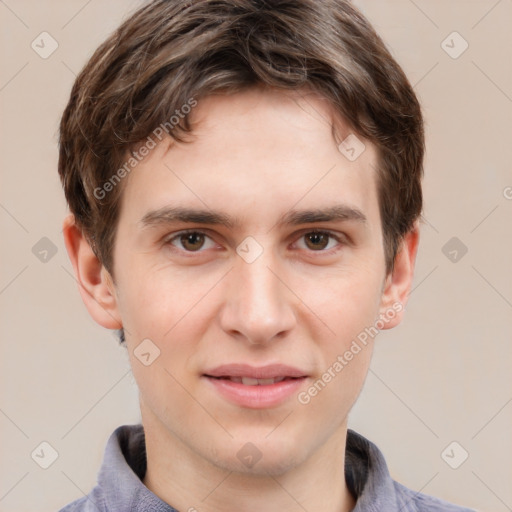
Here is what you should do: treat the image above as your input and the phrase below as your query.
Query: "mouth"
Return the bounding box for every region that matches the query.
[202,363,308,382]
[201,364,309,408]
[204,375,303,385]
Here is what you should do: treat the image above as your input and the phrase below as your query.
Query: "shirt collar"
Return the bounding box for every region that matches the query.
[97,424,396,512]
[98,424,175,511]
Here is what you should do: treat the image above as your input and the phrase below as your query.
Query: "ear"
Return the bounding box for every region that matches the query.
[62,213,122,330]
[378,222,420,329]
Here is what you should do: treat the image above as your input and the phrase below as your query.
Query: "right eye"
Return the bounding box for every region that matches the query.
[165,230,218,253]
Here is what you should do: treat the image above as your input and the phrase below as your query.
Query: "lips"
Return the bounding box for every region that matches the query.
[203,363,308,383]
[202,364,309,408]
[210,376,292,385]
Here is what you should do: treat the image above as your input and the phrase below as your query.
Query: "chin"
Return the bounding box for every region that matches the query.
[221,451,302,477]
[206,434,307,477]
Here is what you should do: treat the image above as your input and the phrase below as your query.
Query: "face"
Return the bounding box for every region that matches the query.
[93,88,409,475]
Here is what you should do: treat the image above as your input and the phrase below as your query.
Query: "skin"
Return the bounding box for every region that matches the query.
[63,87,419,512]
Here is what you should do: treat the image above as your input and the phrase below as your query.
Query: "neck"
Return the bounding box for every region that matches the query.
[141,405,356,512]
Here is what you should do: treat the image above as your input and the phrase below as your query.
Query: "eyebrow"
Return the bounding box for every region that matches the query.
[139,204,367,230]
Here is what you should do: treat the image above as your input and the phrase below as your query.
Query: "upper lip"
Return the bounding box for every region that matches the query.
[203,364,308,379]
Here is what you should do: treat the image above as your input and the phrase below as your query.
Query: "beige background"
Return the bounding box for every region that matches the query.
[1,1,511,511]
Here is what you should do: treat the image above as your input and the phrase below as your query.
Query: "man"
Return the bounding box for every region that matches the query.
[57,0,475,510]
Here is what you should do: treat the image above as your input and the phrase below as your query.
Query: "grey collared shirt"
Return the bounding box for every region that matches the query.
[58,424,476,512]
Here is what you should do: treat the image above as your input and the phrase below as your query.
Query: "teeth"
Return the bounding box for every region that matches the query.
[258,378,276,385]
[230,376,288,385]
[241,377,259,386]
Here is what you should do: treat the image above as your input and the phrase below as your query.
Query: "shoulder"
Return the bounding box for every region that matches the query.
[57,486,105,512]
[393,481,477,512]
[57,497,88,512]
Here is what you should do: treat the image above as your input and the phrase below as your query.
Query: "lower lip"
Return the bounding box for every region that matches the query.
[203,376,307,409]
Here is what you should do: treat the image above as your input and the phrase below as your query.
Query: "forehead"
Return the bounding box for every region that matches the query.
[118,87,381,232]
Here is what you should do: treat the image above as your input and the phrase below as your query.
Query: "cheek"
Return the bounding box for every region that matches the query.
[121,278,203,419]
[302,266,384,339]
[297,274,379,415]
[116,265,221,395]
[115,259,206,336]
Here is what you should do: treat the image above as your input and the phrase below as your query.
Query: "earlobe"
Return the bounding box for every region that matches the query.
[379,222,420,330]
[62,213,122,330]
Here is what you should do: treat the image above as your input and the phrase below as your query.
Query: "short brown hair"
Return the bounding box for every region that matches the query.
[59,0,424,279]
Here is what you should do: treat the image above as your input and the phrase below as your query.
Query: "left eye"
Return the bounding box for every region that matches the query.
[294,231,341,251]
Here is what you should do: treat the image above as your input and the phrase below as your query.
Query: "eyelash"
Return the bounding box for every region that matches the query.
[163,229,345,256]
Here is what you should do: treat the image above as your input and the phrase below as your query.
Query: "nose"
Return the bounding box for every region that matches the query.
[218,247,296,345]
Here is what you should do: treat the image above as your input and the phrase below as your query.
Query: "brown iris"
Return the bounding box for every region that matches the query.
[180,232,206,251]
[304,232,330,251]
